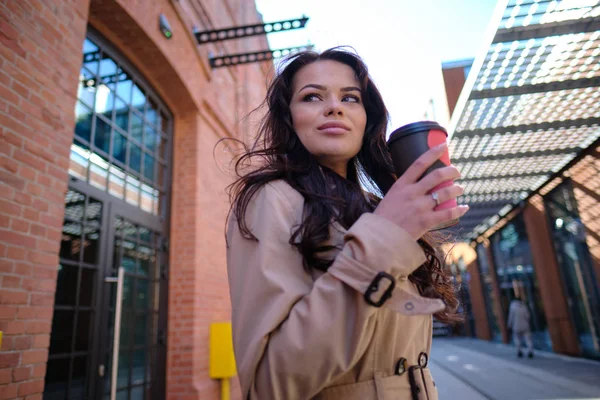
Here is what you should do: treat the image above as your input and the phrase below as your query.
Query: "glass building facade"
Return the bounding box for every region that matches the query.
[490,215,551,351]
[545,180,600,358]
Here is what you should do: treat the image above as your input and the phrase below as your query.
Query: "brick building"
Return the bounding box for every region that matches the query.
[442,0,600,360]
[0,0,271,398]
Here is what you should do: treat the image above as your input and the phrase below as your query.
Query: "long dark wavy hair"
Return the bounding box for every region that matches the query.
[227,48,459,323]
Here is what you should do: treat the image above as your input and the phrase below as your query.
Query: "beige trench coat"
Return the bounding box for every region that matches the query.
[227,180,446,400]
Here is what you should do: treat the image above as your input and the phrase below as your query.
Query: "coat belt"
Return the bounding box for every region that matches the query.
[313,368,437,400]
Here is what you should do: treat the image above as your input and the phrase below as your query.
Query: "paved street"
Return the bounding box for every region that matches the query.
[430,338,600,400]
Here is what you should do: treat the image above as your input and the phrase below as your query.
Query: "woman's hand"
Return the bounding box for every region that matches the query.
[374,143,468,240]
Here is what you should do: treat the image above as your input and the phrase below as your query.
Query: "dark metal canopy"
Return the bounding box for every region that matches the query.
[447,0,600,241]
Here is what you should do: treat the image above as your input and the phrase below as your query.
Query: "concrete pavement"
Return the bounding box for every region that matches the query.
[429,337,600,400]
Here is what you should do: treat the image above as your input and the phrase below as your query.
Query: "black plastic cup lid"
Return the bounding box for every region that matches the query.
[387,121,447,146]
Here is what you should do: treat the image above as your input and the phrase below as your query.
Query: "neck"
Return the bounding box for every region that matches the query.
[318,160,347,179]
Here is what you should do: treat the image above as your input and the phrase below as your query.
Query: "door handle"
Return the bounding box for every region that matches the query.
[104,267,125,400]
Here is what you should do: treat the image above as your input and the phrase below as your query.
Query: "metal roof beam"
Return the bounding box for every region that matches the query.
[458,171,548,181]
[194,17,309,44]
[452,117,600,139]
[452,147,581,162]
[469,77,600,99]
[492,16,600,43]
[208,45,313,68]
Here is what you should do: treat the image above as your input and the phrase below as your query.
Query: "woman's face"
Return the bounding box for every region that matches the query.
[290,60,367,178]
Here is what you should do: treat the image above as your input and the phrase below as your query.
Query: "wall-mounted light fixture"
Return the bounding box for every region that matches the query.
[159,14,173,39]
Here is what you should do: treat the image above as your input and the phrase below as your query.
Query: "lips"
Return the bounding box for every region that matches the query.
[317,121,350,134]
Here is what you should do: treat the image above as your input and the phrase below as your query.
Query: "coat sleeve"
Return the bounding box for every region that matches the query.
[227,183,440,399]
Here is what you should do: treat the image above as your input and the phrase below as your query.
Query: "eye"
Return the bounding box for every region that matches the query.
[302,93,321,102]
[342,95,361,103]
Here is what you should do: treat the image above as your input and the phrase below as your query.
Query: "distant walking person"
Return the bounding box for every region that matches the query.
[508,295,534,358]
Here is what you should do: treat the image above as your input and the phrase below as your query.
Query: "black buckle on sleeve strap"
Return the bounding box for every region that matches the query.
[363,271,396,307]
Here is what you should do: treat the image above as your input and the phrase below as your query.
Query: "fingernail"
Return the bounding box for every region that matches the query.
[459,205,470,214]
[436,143,447,150]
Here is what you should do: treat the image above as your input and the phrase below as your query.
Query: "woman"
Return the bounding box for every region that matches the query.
[226,48,469,400]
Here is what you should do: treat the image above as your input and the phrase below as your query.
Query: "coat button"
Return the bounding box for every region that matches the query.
[418,352,428,367]
[405,302,414,311]
[395,358,407,375]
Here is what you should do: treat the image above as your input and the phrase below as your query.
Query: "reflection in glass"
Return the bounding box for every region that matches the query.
[94,117,111,154]
[119,309,131,349]
[71,356,88,400]
[139,245,153,276]
[113,131,127,164]
[139,227,151,243]
[78,67,96,108]
[143,153,155,182]
[75,102,93,143]
[50,310,74,354]
[130,111,143,143]
[83,230,101,264]
[134,314,147,346]
[137,279,149,309]
[116,69,133,104]
[75,311,92,351]
[99,53,118,86]
[95,84,114,120]
[60,223,82,262]
[82,39,99,74]
[126,176,141,206]
[69,142,90,180]
[55,264,78,305]
[44,358,70,399]
[79,268,95,307]
[122,241,138,273]
[108,171,125,200]
[140,185,154,214]
[89,154,108,191]
[122,219,137,239]
[129,143,141,174]
[114,98,129,131]
[144,124,158,153]
[117,353,130,388]
[132,83,145,111]
[132,349,146,385]
[131,385,144,400]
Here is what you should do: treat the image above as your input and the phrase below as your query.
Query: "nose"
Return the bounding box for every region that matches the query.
[324,96,343,116]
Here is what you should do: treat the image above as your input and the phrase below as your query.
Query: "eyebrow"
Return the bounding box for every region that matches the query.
[297,84,361,93]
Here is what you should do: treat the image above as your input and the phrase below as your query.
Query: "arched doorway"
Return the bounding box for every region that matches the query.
[44,28,172,400]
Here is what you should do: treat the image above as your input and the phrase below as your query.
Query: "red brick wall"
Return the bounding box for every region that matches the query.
[441,67,467,118]
[466,259,492,341]
[1,0,269,399]
[0,1,91,399]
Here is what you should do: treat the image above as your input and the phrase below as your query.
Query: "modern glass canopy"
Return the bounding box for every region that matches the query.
[448,0,600,241]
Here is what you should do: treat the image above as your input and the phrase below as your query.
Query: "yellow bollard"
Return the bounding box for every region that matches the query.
[221,378,230,400]
[209,322,237,400]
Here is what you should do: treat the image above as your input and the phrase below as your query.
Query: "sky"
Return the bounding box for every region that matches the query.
[254,0,500,131]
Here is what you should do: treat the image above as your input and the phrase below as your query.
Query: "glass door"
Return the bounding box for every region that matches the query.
[546,180,600,358]
[99,202,168,400]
